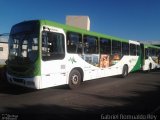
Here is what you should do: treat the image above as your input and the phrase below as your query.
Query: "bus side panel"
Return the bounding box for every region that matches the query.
[40,59,67,89]
[66,54,139,81]
[130,56,141,72]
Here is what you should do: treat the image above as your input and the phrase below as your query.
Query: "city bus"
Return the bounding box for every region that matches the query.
[142,44,160,71]
[6,20,160,89]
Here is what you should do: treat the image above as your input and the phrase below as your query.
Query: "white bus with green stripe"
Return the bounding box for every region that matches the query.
[6,20,160,89]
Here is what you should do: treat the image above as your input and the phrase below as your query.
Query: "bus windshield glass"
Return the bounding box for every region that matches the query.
[9,21,39,64]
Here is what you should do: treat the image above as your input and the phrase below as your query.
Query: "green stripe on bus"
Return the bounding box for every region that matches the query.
[131,56,141,72]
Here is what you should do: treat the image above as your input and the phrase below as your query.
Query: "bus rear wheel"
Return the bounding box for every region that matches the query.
[69,69,82,89]
[121,65,128,78]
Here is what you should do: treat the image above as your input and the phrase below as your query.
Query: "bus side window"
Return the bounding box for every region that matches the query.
[112,40,121,55]
[67,32,82,54]
[130,44,136,56]
[158,50,160,64]
[149,48,156,57]
[42,31,65,61]
[145,48,149,59]
[150,48,152,56]
[122,42,129,55]
[137,45,140,56]
[100,38,111,54]
[152,48,156,57]
[83,35,98,54]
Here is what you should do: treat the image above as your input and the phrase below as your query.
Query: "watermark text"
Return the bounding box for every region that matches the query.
[1,113,18,120]
[101,114,157,120]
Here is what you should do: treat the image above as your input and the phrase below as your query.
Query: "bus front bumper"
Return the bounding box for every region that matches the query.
[6,73,41,89]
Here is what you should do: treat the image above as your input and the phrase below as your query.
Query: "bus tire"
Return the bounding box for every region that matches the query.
[68,69,82,89]
[121,65,128,78]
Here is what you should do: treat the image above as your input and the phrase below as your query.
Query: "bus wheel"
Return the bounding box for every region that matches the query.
[121,65,128,78]
[69,69,81,89]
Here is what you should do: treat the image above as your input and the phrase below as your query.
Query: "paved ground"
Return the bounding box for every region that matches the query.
[0,70,160,120]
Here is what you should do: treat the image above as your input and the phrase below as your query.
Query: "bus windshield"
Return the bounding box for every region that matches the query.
[9,21,39,64]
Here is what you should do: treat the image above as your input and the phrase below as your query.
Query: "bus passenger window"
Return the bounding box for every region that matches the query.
[145,48,149,59]
[83,35,98,54]
[100,38,111,54]
[151,48,156,57]
[122,42,129,55]
[67,32,82,54]
[158,50,160,64]
[42,31,65,61]
[137,45,140,56]
[112,40,121,55]
[130,44,136,56]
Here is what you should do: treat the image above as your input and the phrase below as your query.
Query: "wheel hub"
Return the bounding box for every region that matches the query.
[72,74,79,84]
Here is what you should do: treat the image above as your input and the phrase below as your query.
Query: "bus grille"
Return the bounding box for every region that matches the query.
[13,78,25,84]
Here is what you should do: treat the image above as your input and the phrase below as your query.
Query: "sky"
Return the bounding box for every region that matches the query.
[0,0,160,42]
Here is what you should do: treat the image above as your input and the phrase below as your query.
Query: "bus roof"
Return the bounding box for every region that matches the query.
[144,44,160,49]
[39,20,129,43]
